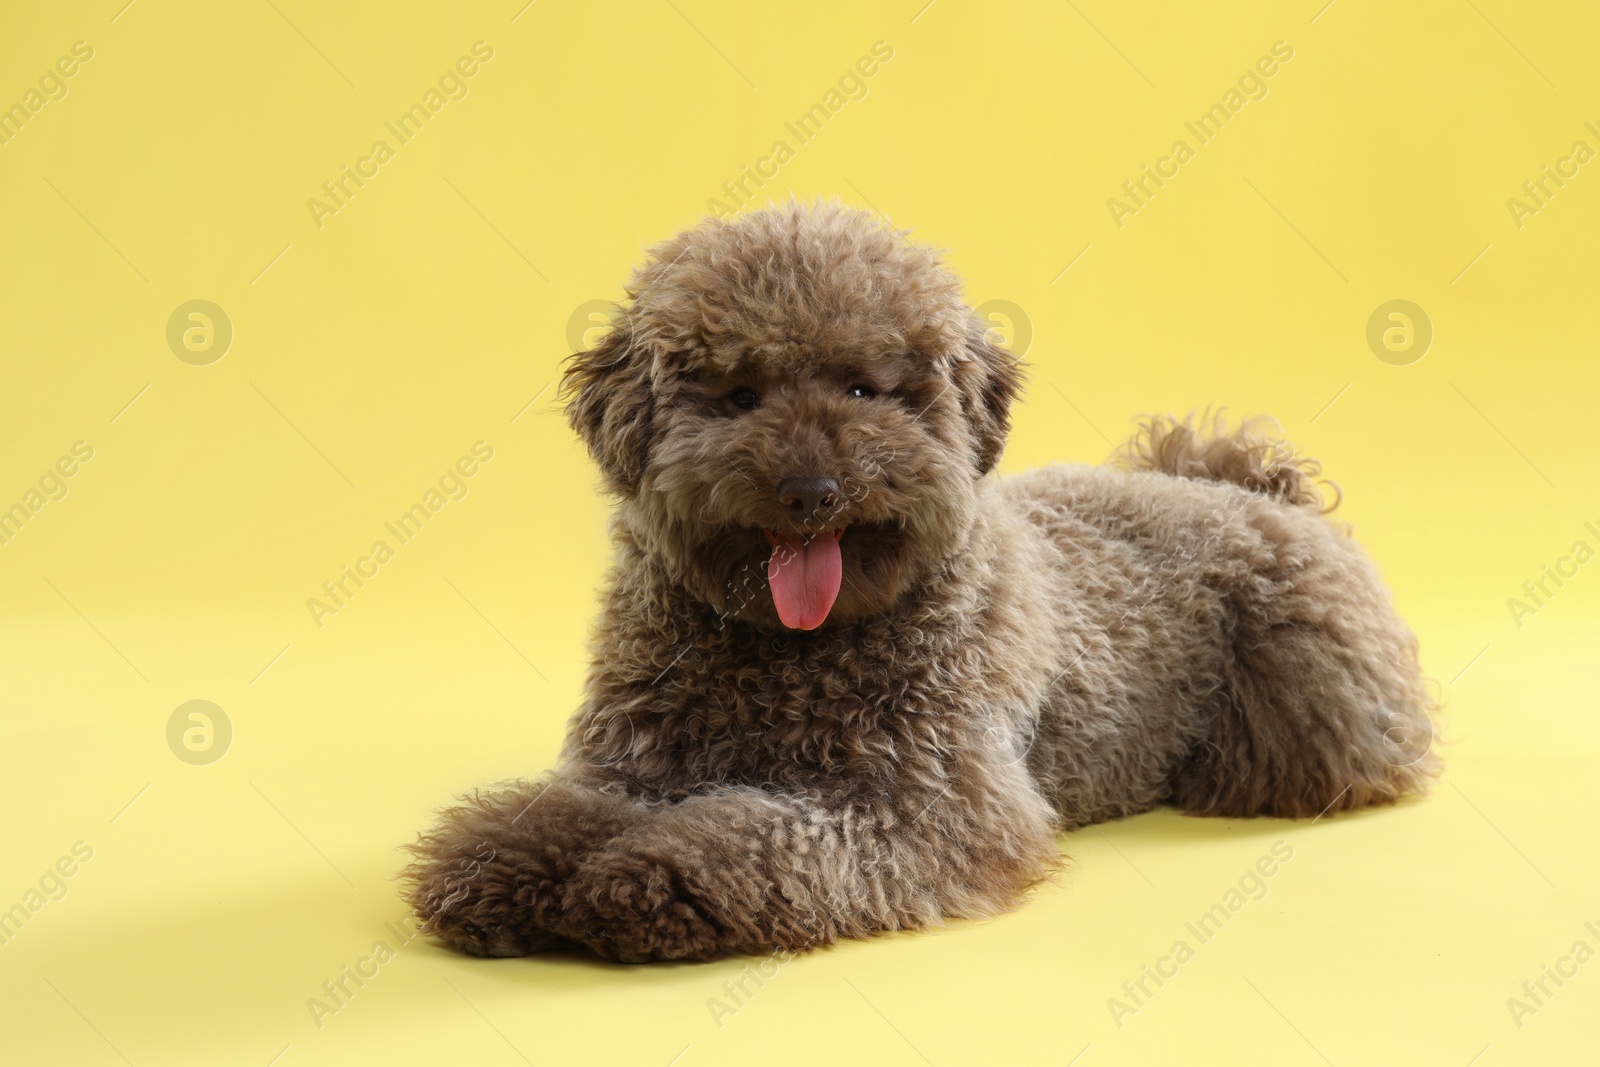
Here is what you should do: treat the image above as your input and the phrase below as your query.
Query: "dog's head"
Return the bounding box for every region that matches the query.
[564,202,1023,631]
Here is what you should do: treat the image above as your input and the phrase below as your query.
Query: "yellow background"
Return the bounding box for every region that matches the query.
[2,1,1597,1064]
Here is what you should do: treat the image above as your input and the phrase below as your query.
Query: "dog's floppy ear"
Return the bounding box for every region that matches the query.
[953,315,1026,475]
[562,319,655,494]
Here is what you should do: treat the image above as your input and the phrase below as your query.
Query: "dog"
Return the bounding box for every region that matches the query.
[402,201,1439,963]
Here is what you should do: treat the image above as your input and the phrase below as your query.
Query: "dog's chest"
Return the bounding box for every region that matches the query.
[642,623,978,784]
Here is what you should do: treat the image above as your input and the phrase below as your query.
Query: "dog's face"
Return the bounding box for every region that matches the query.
[565,203,1022,631]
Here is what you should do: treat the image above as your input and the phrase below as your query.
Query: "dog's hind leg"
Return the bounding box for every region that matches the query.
[1119,414,1441,819]
[1163,499,1440,819]
[1169,614,1439,819]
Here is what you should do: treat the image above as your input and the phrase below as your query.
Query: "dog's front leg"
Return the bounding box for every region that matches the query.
[402,774,650,956]
[550,776,1059,963]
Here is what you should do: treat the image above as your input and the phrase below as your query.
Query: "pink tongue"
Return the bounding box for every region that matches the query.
[767,532,843,630]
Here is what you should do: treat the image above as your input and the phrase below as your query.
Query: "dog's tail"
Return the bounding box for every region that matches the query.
[1115,410,1339,512]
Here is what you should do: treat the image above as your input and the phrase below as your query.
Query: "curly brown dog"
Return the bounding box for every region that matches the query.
[402,201,1439,962]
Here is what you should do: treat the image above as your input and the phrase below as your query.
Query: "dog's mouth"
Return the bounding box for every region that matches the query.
[763,526,846,630]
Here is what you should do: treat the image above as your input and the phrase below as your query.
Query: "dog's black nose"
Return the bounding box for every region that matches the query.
[778,476,841,517]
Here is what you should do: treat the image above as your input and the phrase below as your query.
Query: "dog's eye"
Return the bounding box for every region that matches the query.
[729,387,759,410]
[847,383,877,400]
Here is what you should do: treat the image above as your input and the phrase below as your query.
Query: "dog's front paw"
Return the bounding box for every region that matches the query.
[428,908,569,958]
[402,778,650,957]
[405,844,573,957]
[556,851,729,963]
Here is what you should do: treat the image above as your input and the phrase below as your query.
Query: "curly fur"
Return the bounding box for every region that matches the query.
[402,201,1440,963]
[1117,410,1339,512]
